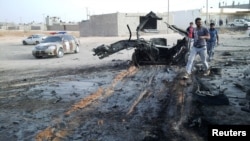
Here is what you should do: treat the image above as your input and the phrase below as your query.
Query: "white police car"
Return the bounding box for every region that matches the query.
[32,32,80,58]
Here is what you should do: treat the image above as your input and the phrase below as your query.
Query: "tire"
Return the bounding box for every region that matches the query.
[74,45,80,53]
[57,48,64,58]
[35,41,39,45]
[34,56,42,59]
[23,41,27,45]
[230,24,234,27]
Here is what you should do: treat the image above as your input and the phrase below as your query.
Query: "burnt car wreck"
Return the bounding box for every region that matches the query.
[92,11,190,66]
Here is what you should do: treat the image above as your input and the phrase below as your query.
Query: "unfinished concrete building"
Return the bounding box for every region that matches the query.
[79,12,173,37]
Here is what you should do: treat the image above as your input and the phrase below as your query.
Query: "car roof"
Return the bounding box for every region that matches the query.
[51,34,71,37]
[46,34,74,39]
[32,34,45,35]
[50,31,67,35]
[30,34,46,37]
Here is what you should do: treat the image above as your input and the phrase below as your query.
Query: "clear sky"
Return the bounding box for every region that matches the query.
[0,0,245,23]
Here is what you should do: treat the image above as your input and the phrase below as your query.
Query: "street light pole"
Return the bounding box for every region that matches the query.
[206,0,208,25]
[167,0,169,33]
[42,13,45,31]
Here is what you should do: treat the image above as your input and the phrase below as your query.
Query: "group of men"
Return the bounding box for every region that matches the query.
[184,17,219,79]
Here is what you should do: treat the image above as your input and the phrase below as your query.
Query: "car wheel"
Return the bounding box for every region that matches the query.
[35,41,39,45]
[74,45,80,53]
[23,41,27,45]
[57,48,64,58]
[34,56,42,59]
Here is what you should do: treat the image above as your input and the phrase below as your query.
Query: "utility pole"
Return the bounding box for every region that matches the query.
[42,13,46,31]
[86,7,89,20]
[167,0,169,33]
[206,0,208,25]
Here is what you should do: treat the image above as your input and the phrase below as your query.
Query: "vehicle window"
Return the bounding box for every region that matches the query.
[41,36,62,43]
[63,35,72,41]
[245,19,250,22]
[67,35,74,40]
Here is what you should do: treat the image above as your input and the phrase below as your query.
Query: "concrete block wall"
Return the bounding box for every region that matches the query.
[47,25,64,31]
[92,13,118,36]
[117,13,141,37]
[79,21,92,36]
[172,9,201,30]
[80,13,118,37]
[117,12,174,36]
[80,12,174,37]
[31,26,41,30]
[47,24,79,31]
[156,12,174,34]
[65,24,79,31]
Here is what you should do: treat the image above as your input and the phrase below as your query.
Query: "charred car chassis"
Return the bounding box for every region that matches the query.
[92,11,190,66]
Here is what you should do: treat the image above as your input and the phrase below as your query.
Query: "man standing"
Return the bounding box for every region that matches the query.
[219,19,223,26]
[183,17,210,79]
[186,22,194,50]
[187,22,194,38]
[207,23,219,61]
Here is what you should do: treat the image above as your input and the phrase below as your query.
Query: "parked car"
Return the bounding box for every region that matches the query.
[247,27,250,37]
[228,19,250,27]
[23,34,47,45]
[32,33,80,58]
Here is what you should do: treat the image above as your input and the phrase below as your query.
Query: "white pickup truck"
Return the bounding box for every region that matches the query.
[228,19,250,27]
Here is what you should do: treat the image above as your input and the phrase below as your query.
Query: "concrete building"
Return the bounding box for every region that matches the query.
[172,9,201,30]
[46,16,61,26]
[79,12,173,37]
[219,0,250,9]
[45,16,79,31]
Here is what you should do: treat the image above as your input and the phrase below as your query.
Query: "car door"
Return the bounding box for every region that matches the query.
[67,35,75,52]
[238,19,244,26]
[62,35,70,53]
[26,36,34,44]
[235,19,240,26]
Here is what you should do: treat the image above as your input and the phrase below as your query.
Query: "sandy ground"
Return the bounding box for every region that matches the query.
[0,31,250,141]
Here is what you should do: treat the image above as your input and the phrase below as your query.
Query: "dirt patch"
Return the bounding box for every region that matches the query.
[0,33,250,141]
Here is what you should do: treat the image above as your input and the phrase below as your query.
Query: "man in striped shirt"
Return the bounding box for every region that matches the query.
[183,17,210,79]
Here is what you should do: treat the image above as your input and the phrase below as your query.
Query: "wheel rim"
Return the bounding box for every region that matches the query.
[75,46,79,53]
[58,49,64,57]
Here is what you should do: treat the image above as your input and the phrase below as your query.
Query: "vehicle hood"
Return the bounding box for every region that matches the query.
[165,22,188,37]
[35,42,60,49]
